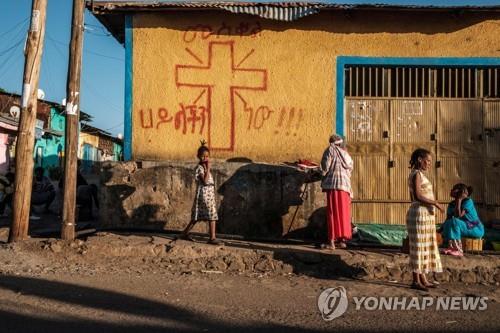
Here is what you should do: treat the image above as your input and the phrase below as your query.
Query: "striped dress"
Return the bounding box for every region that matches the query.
[406,169,442,274]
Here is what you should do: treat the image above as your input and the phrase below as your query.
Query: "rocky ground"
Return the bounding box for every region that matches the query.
[0,229,499,332]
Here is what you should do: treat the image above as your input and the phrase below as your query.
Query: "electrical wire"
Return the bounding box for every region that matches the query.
[0,23,28,78]
[46,34,123,132]
[41,45,58,98]
[0,38,24,57]
[0,41,24,81]
[48,36,123,61]
[0,17,29,40]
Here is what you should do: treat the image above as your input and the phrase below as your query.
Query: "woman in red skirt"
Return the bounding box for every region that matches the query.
[320,134,354,249]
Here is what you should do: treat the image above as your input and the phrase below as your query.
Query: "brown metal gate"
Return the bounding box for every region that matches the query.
[346,97,500,224]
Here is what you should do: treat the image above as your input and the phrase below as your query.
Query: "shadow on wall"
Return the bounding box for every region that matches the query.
[137,9,496,35]
[99,184,137,227]
[217,163,315,239]
[284,207,328,242]
[98,161,325,239]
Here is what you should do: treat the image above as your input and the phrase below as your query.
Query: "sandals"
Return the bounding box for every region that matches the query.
[449,249,463,257]
[410,283,429,292]
[207,238,223,245]
[176,233,195,242]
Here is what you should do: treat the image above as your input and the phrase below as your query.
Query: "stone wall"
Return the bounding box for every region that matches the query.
[99,161,326,239]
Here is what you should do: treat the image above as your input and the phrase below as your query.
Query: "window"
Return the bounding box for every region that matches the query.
[344,66,500,98]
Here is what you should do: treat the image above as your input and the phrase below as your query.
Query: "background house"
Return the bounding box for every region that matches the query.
[0,90,122,177]
[79,123,123,174]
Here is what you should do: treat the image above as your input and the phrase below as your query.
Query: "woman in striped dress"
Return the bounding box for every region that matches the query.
[406,148,443,291]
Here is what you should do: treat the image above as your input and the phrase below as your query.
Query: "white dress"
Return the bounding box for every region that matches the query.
[191,164,218,221]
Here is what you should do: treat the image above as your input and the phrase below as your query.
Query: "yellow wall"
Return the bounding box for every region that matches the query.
[131,10,500,162]
[78,132,99,159]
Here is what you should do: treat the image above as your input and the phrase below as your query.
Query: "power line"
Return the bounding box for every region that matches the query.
[81,79,123,112]
[104,122,123,131]
[41,46,58,99]
[0,20,29,78]
[48,36,123,62]
[0,17,29,40]
[86,49,124,62]
[0,38,24,57]
[47,35,123,119]
[0,41,24,81]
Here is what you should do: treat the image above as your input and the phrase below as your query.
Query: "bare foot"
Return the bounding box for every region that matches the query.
[320,243,335,250]
[337,241,347,249]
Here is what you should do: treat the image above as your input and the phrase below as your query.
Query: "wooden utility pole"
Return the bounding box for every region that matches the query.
[9,0,47,242]
[61,0,85,240]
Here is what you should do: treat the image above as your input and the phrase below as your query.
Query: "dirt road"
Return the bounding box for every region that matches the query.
[0,232,498,332]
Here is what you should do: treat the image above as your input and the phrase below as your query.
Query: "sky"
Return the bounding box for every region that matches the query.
[0,0,124,136]
[1,0,499,137]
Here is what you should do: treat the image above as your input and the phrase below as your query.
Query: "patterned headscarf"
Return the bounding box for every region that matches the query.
[328,134,351,169]
[329,134,344,146]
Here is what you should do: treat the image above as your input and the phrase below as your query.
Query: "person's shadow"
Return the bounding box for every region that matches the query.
[217,163,321,240]
[0,275,330,333]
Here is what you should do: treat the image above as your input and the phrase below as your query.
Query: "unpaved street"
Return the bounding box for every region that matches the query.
[0,232,498,332]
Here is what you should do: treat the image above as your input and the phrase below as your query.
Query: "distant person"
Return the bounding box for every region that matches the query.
[406,148,443,291]
[320,134,353,250]
[440,183,484,256]
[59,161,99,221]
[31,167,56,219]
[178,140,221,245]
[0,172,14,217]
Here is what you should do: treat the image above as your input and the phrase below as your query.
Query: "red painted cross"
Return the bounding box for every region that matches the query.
[175,41,267,151]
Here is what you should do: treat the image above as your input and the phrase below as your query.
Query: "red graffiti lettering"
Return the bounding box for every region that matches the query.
[156,108,172,129]
[217,22,231,37]
[140,109,153,129]
[236,22,249,37]
[138,105,207,135]
[250,22,262,38]
[172,104,208,135]
[183,24,214,43]
[254,106,273,129]
[174,105,187,134]
[244,105,273,130]
[182,22,263,43]
[242,105,305,136]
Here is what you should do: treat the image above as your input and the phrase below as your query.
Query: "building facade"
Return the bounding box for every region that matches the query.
[0,91,122,177]
[90,1,500,225]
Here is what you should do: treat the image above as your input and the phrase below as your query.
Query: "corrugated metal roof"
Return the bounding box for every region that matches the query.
[87,1,500,43]
[87,0,500,7]
[220,4,324,21]
[88,1,500,14]
[88,1,500,20]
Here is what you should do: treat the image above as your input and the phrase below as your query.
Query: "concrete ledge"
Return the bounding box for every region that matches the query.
[9,232,497,285]
[99,161,326,239]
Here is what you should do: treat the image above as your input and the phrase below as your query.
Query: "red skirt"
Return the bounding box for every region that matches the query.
[326,190,352,241]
